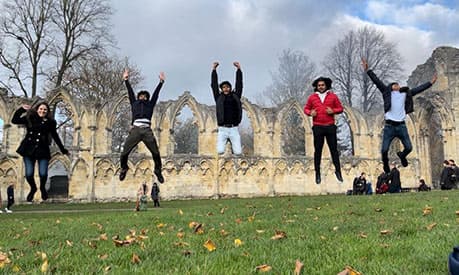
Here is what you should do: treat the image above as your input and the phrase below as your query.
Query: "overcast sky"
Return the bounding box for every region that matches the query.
[110,0,459,106]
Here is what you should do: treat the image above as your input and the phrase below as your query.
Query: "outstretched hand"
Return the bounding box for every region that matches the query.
[361,58,369,71]
[431,73,437,84]
[159,72,165,82]
[123,69,129,80]
[233,61,241,69]
[212,61,219,70]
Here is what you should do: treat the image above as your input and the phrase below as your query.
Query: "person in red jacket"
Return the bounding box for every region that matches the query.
[304,77,344,184]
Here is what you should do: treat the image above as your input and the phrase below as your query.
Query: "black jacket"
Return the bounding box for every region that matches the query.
[440,166,455,190]
[353,176,367,194]
[7,185,14,199]
[388,167,401,193]
[151,184,160,200]
[12,108,67,159]
[366,70,432,114]
[125,80,163,124]
[211,69,243,126]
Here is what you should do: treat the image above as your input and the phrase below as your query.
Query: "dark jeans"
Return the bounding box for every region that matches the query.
[381,123,412,169]
[153,199,160,207]
[7,196,14,209]
[312,125,341,174]
[120,127,162,173]
[23,157,49,201]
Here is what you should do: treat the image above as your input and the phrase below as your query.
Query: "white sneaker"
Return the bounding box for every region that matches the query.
[5,208,12,213]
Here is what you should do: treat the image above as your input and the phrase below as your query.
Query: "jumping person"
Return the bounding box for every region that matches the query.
[12,102,69,202]
[211,61,243,155]
[361,58,437,173]
[119,69,165,183]
[304,77,344,184]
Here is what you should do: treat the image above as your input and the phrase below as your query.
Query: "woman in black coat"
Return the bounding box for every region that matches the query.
[12,102,69,202]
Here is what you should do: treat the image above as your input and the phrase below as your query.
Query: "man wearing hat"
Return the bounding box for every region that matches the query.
[211,61,243,155]
[119,69,165,183]
[304,76,344,184]
[361,58,437,173]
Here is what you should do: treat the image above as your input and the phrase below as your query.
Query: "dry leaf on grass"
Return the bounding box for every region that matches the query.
[98,254,109,260]
[0,252,11,265]
[99,234,108,241]
[131,253,141,264]
[174,242,190,247]
[256,264,272,272]
[235,218,242,224]
[156,223,166,229]
[41,260,49,273]
[104,266,111,272]
[256,230,265,234]
[177,232,185,239]
[374,208,383,212]
[358,232,368,239]
[380,230,392,235]
[220,207,227,214]
[220,229,229,236]
[182,250,192,256]
[455,210,459,216]
[234,239,243,247]
[203,240,216,251]
[294,259,304,275]
[271,230,287,240]
[426,223,437,231]
[423,206,433,216]
[332,226,339,231]
[337,266,362,275]
[178,209,184,215]
[66,240,73,247]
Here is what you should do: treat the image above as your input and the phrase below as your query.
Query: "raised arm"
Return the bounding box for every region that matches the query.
[410,73,436,96]
[234,61,243,98]
[150,72,165,105]
[361,58,387,93]
[50,120,69,155]
[211,62,220,101]
[11,105,30,125]
[123,69,136,104]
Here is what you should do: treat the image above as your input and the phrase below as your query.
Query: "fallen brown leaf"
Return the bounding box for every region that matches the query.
[207,212,214,216]
[426,223,437,231]
[177,232,185,239]
[294,259,304,275]
[423,206,433,216]
[271,230,287,240]
[99,234,108,241]
[203,239,216,251]
[98,254,109,260]
[455,210,459,216]
[380,230,392,235]
[131,253,141,264]
[182,250,192,256]
[358,232,367,239]
[174,242,190,247]
[235,218,242,224]
[66,240,73,247]
[256,264,272,272]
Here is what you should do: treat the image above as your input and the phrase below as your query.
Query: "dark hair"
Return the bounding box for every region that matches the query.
[444,160,450,165]
[26,101,54,127]
[312,77,332,91]
[420,179,425,184]
[389,82,399,89]
[137,90,150,100]
[219,81,232,90]
[450,159,456,164]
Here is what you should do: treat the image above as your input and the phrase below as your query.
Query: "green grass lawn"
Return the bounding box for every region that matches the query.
[1,190,458,274]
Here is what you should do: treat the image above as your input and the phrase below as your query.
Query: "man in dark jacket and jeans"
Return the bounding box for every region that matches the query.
[361,58,437,173]
[211,61,243,155]
[119,69,165,183]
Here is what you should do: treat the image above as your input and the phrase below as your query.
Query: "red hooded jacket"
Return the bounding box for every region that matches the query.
[304,91,343,126]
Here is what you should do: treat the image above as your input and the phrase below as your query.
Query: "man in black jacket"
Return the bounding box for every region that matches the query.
[211,61,243,155]
[361,58,437,173]
[119,69,165,183]
[387,162,401,193]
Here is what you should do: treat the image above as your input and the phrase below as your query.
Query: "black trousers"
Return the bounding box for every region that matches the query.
[7,196,14,209]
[120,127,162,172]
[312,125,341,174]
[153,199,160,207]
